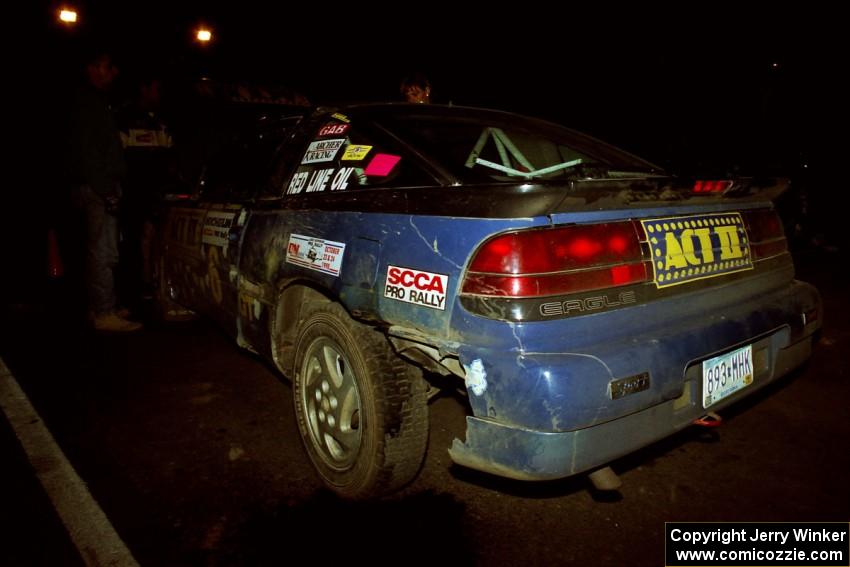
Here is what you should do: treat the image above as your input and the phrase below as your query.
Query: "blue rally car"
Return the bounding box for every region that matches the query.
[158,104,821,498]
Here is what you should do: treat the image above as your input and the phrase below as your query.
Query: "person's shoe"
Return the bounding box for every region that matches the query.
[93,312,143,332]
[88,307,131,323]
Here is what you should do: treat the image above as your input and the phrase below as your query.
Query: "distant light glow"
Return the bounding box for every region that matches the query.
[59,9,77,23]
[196,29,212,42]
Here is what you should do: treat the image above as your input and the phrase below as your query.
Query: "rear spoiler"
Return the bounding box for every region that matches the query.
[555,177,789,211]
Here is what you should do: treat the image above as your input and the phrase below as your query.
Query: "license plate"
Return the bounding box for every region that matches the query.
[702,344,754,408]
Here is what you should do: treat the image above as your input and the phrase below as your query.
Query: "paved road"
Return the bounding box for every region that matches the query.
[1,248,847,566]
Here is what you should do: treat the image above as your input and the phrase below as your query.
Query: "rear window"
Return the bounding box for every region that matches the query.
[376,111,662,184]
[283,113,434,196]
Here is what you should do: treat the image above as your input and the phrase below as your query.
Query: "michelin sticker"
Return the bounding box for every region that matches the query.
[202,211,237,247]
[641,212,753,289]
[287,167,356,194]
[286,234,346,276]
[301,139,345,164]
[384,265,448,310]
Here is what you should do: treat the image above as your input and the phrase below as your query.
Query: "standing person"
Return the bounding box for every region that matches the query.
[68,50,142,332]
[400,71,432,104]
[117,75,174,304]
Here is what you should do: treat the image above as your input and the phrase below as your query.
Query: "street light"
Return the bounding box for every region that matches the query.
[58,8,78,24]
[196,28,212,43]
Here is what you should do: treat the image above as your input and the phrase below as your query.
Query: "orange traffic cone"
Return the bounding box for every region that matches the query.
[47,228,64,278]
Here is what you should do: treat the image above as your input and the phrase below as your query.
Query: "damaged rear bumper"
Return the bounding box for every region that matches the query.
[448,331,815,481]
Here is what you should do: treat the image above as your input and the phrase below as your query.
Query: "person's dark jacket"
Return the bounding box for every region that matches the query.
[67,83,126,198]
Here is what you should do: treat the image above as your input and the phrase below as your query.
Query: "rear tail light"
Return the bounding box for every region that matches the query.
[741,209,788,260]
[462,221,651,298]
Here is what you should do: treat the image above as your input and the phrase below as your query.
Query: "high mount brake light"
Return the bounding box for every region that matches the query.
[693,180,733,194]
[462,221,650,298]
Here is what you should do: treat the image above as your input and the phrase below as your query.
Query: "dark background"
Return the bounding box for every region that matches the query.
[28,2,842,169]
[8,3,845,302]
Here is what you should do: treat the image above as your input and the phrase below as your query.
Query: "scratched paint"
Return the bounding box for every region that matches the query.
[464,359,488,396]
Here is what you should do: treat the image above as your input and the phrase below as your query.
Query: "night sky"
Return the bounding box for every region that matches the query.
[31,3,840,173]
[14,3,841,281]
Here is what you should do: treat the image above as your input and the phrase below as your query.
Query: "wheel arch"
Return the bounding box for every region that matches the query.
[270,280,336,379]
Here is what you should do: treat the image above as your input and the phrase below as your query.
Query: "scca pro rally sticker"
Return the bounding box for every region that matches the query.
[384,266,448,310]
[286,234,346,276]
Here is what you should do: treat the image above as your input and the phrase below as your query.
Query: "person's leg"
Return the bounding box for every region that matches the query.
[80,186,140,331]
[81,186,116,316]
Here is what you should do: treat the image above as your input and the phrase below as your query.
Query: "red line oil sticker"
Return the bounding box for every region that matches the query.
[301,139,345,164]
[317,123,350,137]
[641,213,753,288]
[285,234,346,277]
[364,154,401,177]
[384,265,448,310]
[287,167,356,194]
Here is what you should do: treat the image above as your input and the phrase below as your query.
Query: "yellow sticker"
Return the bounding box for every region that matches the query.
[342,145,373,161]
[640,212,753,289]
[331,113,350,123]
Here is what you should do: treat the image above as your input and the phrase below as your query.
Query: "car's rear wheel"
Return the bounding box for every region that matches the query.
[292,302,429,498]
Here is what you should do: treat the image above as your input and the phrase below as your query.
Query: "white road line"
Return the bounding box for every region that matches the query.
[0,357,139,567]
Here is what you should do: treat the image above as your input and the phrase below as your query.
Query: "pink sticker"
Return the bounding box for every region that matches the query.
[364,154,401,177]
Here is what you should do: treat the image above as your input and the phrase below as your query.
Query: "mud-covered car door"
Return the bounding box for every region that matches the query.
[198,123,301,334]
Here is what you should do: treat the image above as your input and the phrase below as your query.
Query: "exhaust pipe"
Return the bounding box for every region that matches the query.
[693,411,723,427]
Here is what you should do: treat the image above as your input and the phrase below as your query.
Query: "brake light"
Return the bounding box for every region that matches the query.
[462,221,650,298]
[693,180,733,194]
[741,209,788,260]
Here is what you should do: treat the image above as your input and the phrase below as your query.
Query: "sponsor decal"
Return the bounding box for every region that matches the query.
[641,213,753,289]
[342,145,372,161]
[364,153,401,177]
[123,128,171,148]
[206,246,223,304]
[384,265,448,310]
[285,234,346,276]
[331,113,350,123]
[287,167,356,194]
[201,211,237,247]
[317,123,350,137]
[301,138,345,164]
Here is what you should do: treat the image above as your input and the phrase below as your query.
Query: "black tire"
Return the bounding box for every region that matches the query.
[292,302,429,498]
